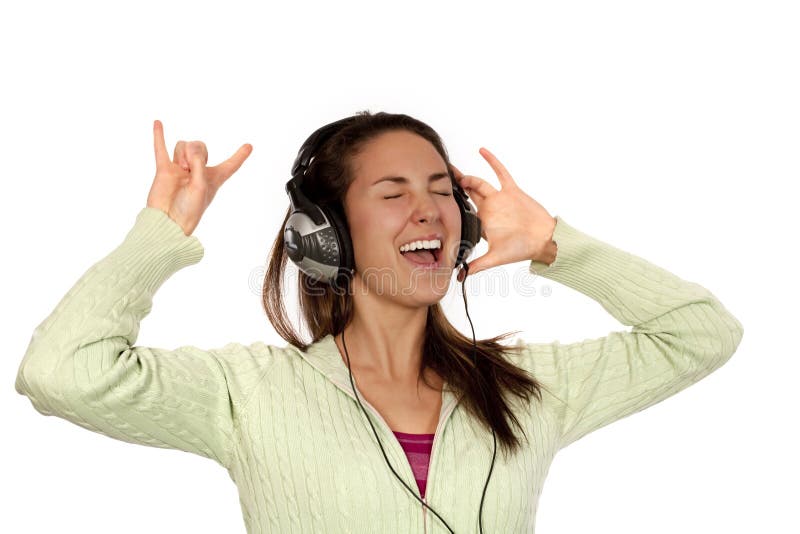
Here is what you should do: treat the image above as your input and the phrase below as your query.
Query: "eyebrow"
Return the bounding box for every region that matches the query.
[372,172,450,186]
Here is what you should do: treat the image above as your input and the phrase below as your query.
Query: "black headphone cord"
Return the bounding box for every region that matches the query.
[341,261,497,534]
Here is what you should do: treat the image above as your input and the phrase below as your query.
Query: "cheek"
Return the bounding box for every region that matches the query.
[349,210,405,266]
[444,201,462,236]
[355,205,406,239]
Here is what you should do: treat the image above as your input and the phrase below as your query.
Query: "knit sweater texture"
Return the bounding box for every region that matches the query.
[14,206,744,533]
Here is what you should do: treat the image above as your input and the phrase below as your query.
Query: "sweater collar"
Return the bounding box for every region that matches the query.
[299,333,352,391]
[298,333,461,412]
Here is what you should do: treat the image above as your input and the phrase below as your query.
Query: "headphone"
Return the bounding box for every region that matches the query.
[283,115,497,534]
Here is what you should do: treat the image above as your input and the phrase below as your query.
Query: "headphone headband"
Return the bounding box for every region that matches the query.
[283,116,482,286]
[291,116,355,183]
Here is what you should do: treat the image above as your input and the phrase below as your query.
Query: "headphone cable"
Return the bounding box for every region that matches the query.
[341,261,496,534]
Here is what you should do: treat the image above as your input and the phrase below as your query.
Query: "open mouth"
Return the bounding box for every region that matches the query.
[399,242,442,269]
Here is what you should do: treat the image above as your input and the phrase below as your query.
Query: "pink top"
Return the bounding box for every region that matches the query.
[392,431,435,498]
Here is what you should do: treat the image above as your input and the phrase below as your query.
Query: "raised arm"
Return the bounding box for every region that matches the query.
[15,121,261,469]
[14,207,274,469]
[448,148,742,450]
[519,216,744,450]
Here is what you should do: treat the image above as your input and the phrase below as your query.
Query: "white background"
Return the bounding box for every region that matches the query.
[2,0,796,532]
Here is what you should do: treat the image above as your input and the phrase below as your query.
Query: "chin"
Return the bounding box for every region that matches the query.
[399,269,453,303]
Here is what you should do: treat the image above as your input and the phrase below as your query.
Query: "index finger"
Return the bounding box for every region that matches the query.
[153,120,170,169]
[211,143,254,184]
[479,147,518,190]
[456,174,496,200]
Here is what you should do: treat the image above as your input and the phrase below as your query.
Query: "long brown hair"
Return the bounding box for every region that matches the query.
[263,110,548,459]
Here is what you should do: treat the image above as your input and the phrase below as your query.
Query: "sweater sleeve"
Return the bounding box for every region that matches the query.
[518,216,744,451]
[14,207,255,470]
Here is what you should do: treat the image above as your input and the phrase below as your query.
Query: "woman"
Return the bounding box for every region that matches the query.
[15,111,744,533]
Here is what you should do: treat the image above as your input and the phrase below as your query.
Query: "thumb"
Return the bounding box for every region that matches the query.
[466,259,484,276]
[460,252,494,280]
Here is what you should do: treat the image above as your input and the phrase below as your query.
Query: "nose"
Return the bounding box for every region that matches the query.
[411,192,440,224]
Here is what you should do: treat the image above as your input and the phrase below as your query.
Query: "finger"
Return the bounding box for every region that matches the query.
[153,120,171,169]
[460,251,495,279]
[460,180,486,201]
[449,163,477,188]
[173,141,189,170]
[457,174,497,199]
[187,145,207,188]
[186,141,208,166]
[450,163,479,195]
[212,143,253,184]
[479,147,518,190]
[462,184,485,213]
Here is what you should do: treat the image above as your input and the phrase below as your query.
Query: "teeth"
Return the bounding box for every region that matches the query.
[399,239,441,253]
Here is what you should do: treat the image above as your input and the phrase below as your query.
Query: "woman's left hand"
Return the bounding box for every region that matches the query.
[451,147,557,281]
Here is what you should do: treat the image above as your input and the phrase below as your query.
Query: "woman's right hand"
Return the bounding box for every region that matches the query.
[146,120,253,236]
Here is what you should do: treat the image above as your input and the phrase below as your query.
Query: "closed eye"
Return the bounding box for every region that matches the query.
[383,193,452,199]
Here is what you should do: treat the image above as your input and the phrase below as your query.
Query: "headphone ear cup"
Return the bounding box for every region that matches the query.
[319,204,355,281]
[454,184,482,267]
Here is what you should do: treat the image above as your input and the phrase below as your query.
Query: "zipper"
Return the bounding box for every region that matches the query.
[317,362,460,534]
[422,392,460,534]
[349,381,431,532]
[423,496,427,534]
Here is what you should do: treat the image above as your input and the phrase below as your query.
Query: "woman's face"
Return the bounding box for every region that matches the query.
[342,130,462,305]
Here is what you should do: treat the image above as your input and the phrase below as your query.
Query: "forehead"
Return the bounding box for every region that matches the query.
[350,130,447,186]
